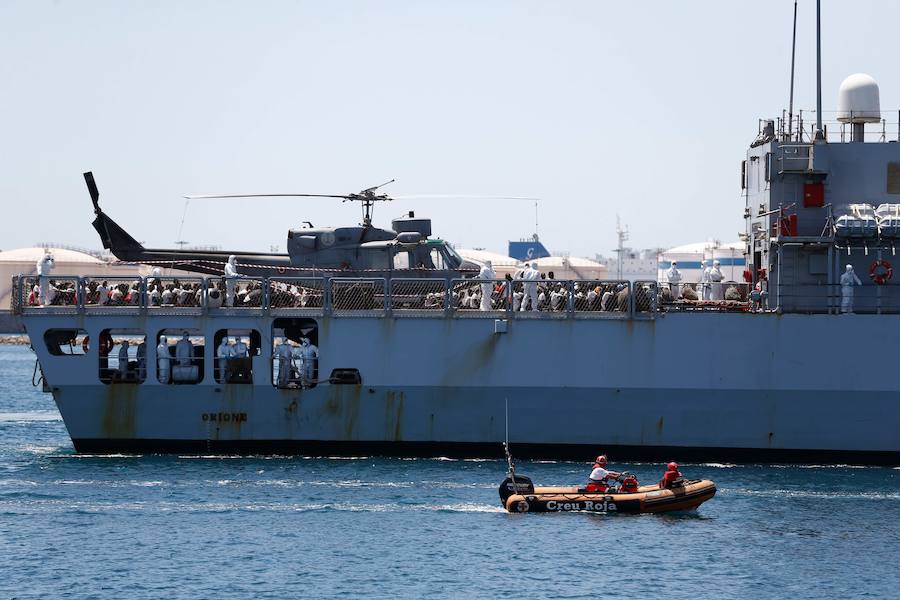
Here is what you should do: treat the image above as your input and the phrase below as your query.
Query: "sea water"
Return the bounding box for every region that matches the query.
[0,344,897,599]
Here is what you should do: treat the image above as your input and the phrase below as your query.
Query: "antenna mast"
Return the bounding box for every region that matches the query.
[788,0,798,140]
[615,215,629,281]
[814,0,825,141]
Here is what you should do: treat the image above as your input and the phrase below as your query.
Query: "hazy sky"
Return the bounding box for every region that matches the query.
[2,0,899,258]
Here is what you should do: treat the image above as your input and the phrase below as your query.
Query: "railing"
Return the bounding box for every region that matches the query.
[331,278,387,316]
[24,274,900,318]
[775,110,900,144]
[212,276,267,312]
[390,278,447,315]
[660,282,753,310]
[268,278,326,312]
[17,276,81,314]
[778,283,900,315]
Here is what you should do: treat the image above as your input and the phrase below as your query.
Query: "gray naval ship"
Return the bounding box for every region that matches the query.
[13,39,900,464]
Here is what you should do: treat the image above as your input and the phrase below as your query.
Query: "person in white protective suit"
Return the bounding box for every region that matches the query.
[232,336,249,358]
[117,340,130,377]
[840,264,862,314]
[216,336,232,382]
[97,281,110,305]
[478,260,496,311]
[147,284,160,306]
[698,259,711,301]
[175,332,193,367]
[708,260,724,301]
[224,255,240,307]
[275,338,294,386]
[299,337,318,385]
[666,261,682,299]
[520,262,541,311]
[36,252,54,306]
[157,335,170,383]
[149,267,162,298]
[290,343,305,385]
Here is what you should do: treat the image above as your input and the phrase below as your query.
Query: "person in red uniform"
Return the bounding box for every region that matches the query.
[585,455,621,493]
[659,462,683,489]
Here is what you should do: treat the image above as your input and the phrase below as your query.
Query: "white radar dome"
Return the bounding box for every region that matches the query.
[837,73,881,123]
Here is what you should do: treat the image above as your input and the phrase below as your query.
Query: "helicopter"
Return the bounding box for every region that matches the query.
[85,172,518,279]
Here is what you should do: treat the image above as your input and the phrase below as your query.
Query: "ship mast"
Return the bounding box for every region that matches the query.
[615,215,629,281]
[814,0,825,141]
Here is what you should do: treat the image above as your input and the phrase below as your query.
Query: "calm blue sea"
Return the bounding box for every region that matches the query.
[0,344,897,599]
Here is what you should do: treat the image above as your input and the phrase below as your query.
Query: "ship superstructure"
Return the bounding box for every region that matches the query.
[744,74,900,314]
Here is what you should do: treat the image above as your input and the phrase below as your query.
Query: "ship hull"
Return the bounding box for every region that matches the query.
[25,312,900,464]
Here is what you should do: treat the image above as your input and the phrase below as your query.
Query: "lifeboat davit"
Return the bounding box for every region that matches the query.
[499,473,717,514]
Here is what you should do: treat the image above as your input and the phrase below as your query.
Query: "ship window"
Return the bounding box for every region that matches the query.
[213,329,261,384]
[98,329,147,385]
[272,318,319,389]
[156,329,205,385]
[44,329,89,356]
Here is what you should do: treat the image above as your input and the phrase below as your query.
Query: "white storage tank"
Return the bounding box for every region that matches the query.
[657,241,745,283]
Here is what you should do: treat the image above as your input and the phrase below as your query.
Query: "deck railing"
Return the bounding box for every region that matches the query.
[28,274,883,318]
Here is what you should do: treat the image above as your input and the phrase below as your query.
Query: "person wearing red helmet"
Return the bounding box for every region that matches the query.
[585,455,621,493]
[659,462,683,489]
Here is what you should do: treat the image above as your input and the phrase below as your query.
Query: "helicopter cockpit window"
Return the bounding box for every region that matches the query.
[429,248,446,270]
[444,244,463,269]
[393,250,411,270]
[369,248,390,270]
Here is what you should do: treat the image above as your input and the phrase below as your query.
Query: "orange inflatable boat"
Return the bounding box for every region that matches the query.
[499,473,717,514]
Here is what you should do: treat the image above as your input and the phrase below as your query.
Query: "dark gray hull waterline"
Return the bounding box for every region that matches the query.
[27,312,900,465]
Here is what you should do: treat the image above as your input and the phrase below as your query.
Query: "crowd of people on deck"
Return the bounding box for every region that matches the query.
[664,259,764,307]
[454,260,646,313]
[27,255,273,308]
[27,253,659,313]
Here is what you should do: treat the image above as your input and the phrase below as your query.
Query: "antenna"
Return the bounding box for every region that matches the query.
[505,397,509,447]
[176,198,190,251]
[788,0,798,140]
[615,215,630,280]
[814,0,825,141]
[503,398,517,483]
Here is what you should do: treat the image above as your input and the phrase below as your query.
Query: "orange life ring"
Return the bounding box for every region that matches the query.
[82,336,90,353]
[869,259,893,285]
[98,332,113,355]
[277,266,286,274]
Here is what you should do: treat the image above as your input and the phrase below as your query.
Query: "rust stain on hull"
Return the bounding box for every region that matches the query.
[383,390,406,441]
[102,384,137,439]
[325,384,362,439]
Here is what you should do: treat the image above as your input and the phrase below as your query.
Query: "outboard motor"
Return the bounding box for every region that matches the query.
[498,474,534,506]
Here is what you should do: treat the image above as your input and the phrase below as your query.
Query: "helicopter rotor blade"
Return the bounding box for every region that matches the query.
[392,194,540,201]
[182,193,353,200]
[83,171,101,212]
[361,179,395,194]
